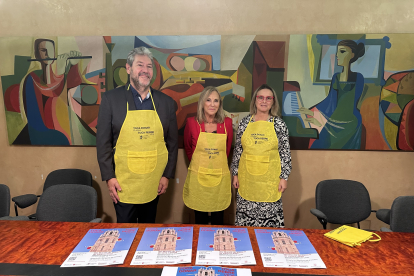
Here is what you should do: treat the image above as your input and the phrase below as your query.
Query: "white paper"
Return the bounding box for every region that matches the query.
[255,229,326,269]
[131,227,193,265]
[61,228,138,267]
[196,227,256,266]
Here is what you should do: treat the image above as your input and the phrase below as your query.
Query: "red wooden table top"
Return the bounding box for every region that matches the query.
[0,220,413,276]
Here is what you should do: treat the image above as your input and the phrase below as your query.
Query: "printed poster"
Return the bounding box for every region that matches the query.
[254,229,326,269]
[61,228,138,267]
[161,266,252,276]
[196,227,256,266]
[131,227,193,265]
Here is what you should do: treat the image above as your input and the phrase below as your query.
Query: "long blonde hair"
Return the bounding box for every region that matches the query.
[196,86,225,124]
[250,84,280,117]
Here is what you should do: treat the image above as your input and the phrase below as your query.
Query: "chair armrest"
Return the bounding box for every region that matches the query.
[310,208,328,220]
[380,227,392,232]
[28,214,37,220]
[376,209,391,224]
[90,218,102,223]
[0,216,30,221]
[12,194,39,208]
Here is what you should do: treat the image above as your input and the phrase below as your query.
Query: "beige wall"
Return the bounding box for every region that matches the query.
[0,0,413,230]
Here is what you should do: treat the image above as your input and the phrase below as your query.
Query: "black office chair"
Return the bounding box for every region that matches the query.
[0,184,10,218]
[376,208,391,225]
[310,179,374,229]
[0,184,29,221]
[35,184,101,223]
[378,196,414,233]
[11,169,92,218]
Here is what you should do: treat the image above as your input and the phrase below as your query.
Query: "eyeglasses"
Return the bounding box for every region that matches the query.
[256,96,274,102]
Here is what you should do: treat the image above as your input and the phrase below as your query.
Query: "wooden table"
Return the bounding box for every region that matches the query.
[0,220,413,276]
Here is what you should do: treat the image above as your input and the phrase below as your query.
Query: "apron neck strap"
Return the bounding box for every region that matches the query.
[149,89,157,113]
[197,121,202,132]
[249,115,254,123]
[368,233,381,242]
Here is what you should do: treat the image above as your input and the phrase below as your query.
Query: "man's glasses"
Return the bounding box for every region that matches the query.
[256,96,274,102]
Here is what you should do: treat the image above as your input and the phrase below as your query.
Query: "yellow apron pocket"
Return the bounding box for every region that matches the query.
[246,154,270,176]
[127,150,157,174]
[198,167,223,187]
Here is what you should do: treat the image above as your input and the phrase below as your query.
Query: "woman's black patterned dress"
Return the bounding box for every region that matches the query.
[231,115,292,227]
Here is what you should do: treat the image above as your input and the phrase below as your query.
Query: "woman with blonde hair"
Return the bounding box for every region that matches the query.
[231,84,292,227]
[183,86,233,225]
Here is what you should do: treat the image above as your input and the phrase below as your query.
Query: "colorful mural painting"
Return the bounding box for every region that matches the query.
[1,34,413,150]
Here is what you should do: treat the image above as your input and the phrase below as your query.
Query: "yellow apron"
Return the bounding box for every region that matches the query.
[238,116,282,202]
[114,87,168,204]
[183,122,231,212]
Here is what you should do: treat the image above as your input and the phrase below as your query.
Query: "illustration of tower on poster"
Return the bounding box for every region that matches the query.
[153,228,178,251]
[271,231,299,254]
[213,229,236,251]
[89,229,120,253]
[197,267,215,276]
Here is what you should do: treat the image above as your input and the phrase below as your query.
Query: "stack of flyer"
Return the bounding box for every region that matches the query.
[162,266,252,276]
[61,228,138,267]
[254,229,326,269]
[196,227,256,266]
[131,227,193,265]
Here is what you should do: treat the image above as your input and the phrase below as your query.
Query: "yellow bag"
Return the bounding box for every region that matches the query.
[324,225,381,247]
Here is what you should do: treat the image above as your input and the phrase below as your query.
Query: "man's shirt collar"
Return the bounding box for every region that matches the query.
[130,85,151,103]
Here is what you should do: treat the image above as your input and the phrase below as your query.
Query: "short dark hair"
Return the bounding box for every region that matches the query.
[338,40,365,63]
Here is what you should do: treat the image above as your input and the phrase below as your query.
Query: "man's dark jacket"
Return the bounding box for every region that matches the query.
[96,84,178,182]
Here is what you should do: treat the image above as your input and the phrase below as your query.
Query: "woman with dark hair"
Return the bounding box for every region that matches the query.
[231,84,292,227]
[298,40,365,149]
[183,86,233,225]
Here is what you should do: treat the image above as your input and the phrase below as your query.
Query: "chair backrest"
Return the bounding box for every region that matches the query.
[390,196,414,233]
[36,184,97,222]
[43,169,92,191]
[315,179,371,224]
[0,184,10,217]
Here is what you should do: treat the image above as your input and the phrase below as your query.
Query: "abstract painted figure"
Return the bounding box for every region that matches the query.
[298,40,365,149]
[21,39,83,145]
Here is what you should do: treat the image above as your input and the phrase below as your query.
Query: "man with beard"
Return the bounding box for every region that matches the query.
[97,47,178,223]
